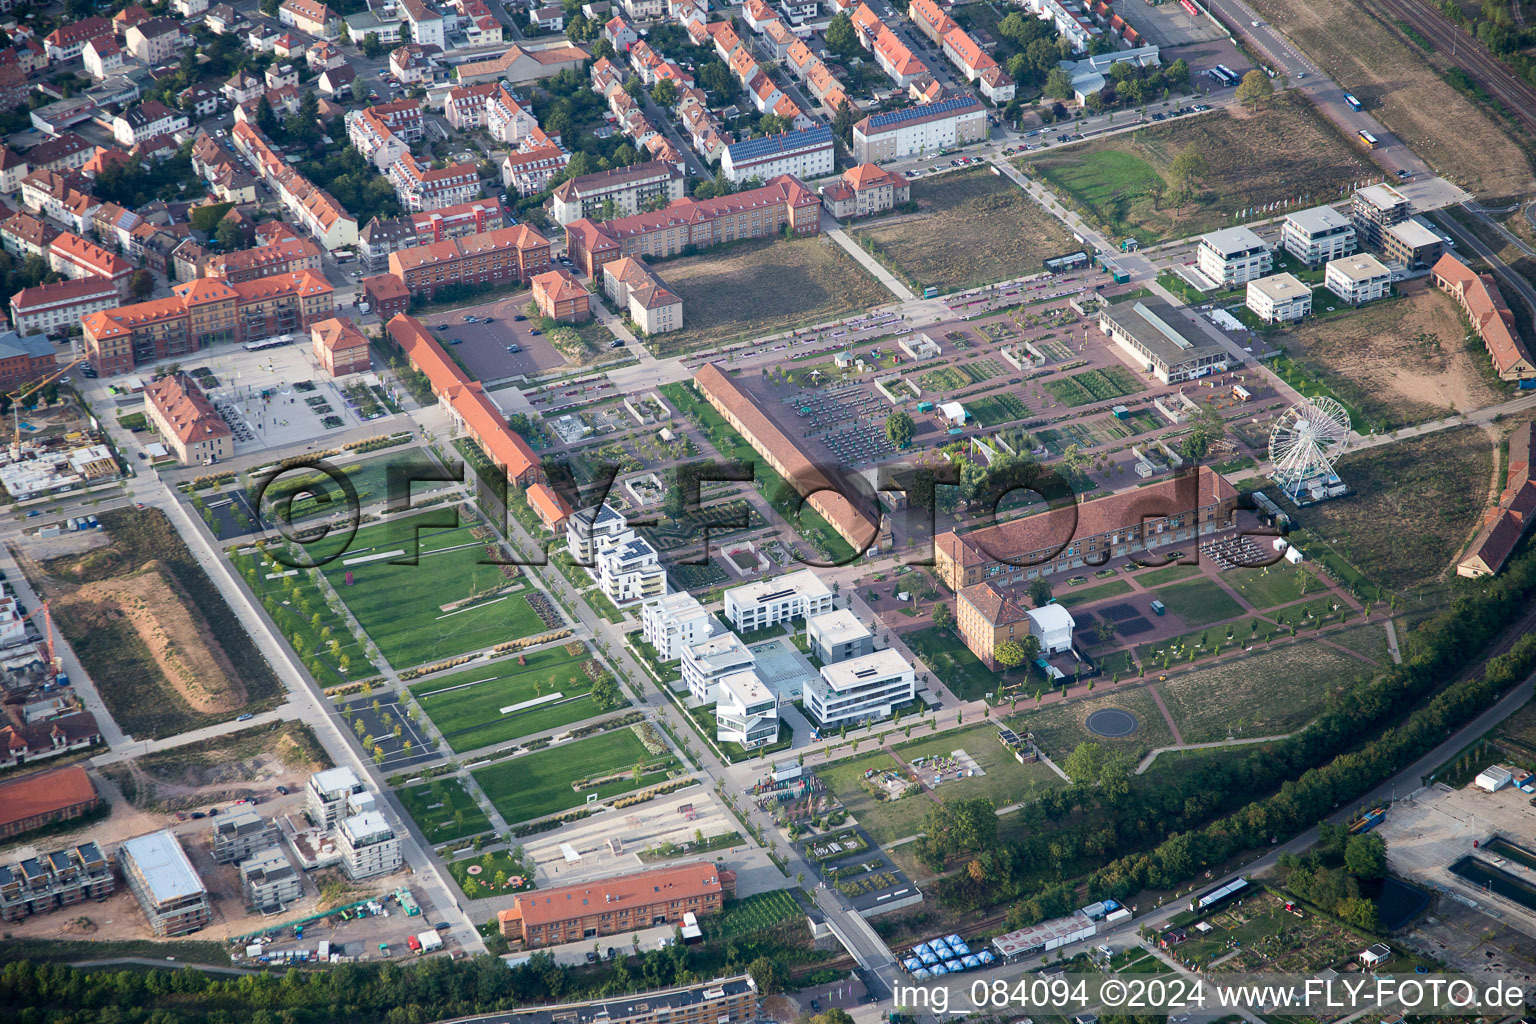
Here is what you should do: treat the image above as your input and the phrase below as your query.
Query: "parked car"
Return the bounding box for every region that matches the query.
[609,339,626,348]
[276,785,289,795]
[237,712,254,721]
[529,329,542,336]
[513,314,527,321]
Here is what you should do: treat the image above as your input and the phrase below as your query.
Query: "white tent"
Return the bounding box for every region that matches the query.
[1026,604,1076,654]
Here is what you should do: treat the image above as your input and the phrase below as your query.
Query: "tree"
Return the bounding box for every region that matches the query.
[1335,896,1380,931]
[214,215,244,253]
[260,0,280,14]
[128,270,154,301]
[1179,398,1226,461]
[995,639,1026,670]
[1344,833,1386,879]
[1167,143,1209,205]
[351,77,369,103]
[1028,578,1053,607]
[360,32,385,59]
[1020,633,1042,666]
[1044,68,1075,100]
[1063,742,1105,786]
[255,94,279,138]
[885,410,914,449]
[832,98,856,144]
[825,13,859,57]
[746,956,784,994]
[931,602,952,631]
[811,1011,855,1024]
[1236,69,1273,110]
[650,78,678,107]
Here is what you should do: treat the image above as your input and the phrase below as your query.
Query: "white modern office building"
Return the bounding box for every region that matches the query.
[595,531,667,606]
[805,609,874,664]
[681,632,756,704]
[1197,226,1272,288]
[566,502,630,562]
[1325,253,1393,305]
[713,669,780,748]
[723,570,834,632]
[306,767,370,829]
[337,810,403,880]
[1246,272,1313,324]
[641,591,718,661]
[1281,205,1356,266]
[804,648,915,728]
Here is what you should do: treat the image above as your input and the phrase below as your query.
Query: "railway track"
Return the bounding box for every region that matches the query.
[1371,0,1536,138]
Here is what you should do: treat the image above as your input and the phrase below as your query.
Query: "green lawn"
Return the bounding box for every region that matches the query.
[471,729,678,825]
[816,751,931,845]
[1055,579,1133,608]
[446,849,534,900]
[1150,578,1247,627]
[892,723,1064,807]
[255,450,437,521]
[231,549,366,687]
[1010,685,1175,761]
[1154,643,1371,743]
[397,777,494,843]
[903,626,1008,700]
[1135,563,1203,588]
[409,646,613,753]
[1220,563,1324,611]
[320,512,547,669]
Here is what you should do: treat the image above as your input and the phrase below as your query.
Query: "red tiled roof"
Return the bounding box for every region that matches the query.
[496,863,724,930]
[0,764,98,832]
[1433,253,1531,377]
[958,581,1028,626]
[527,481,573,528]
[310,316,369,352]
[145,372,232,444]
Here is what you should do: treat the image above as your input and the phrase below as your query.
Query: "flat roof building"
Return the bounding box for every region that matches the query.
[806,648,914,727]
[1281,205,1356,266]
[1246,272,1312,324]
[1196,226,1272,288]
[337,810,402,880]
[0,841,113,924]
[642,591,718,662]
[723,569,834,632]
[212,810,281,864]
[1098,298,1233,384]
[1352,183,1411,249]
[1382,217,1444,270]
[306,766,368,828]
[1324,253,1392,305]
[118,831,211,936]
[240,846,304,911]
[714,668,779,748]
[805,608,873,664]
[682,632,756,704]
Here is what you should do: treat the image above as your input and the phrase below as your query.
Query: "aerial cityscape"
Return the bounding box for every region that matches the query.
[0,0,1534,1020]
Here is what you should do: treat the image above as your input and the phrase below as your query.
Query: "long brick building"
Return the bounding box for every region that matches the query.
[496,863,733,948]
[564,175,819,278]
[935,466,1240,590]
[204,234,324,282]
[386,223,550,300]
[0,765,101,840]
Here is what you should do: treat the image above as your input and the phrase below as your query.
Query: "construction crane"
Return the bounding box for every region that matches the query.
[8,356,86,456]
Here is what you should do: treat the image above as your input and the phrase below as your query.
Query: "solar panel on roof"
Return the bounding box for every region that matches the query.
[726,126,832,161]
[865,95,978,129]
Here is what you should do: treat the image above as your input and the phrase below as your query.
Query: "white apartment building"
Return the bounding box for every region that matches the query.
[681,632,755,704]
[9,278,120,337]
[1281,205,1357,266]
[1325,253,1392,305]
[719,126,834,184]
[1246,272,1313,324]
[305,767,369,828]
[851,95,987,163]
[722,569,834,632]
[550,160,686,226]
[805,648,914,727]
[1196,226,1272,288]
[337,811,403,880]
[641,591,717,661]
[806,609,873,664]
[567,503,631,562]
[595,531,667,606]
[714,669,780,748]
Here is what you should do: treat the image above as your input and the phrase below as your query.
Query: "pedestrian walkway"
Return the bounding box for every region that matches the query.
[824,225,916,302]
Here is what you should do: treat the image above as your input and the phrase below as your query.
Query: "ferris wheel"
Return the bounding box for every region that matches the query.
[1268,397,1351,502]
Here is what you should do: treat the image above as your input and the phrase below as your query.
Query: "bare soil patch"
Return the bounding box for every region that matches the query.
[1277,281,1503,427]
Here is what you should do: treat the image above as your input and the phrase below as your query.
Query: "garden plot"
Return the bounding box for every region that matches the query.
[894,724,1064,806]
[966,393,1030,426]
[708,890,802,940]
[470,726,679,825]
[1173,890,1391,975]
[1041,367,1146,408]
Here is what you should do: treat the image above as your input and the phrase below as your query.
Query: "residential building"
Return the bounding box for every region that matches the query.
[723,569,834,632]
[605,14,638,50]
[211,810,281,864]
[82,35,124,80]
[1281,205,1356,266]
[955,580,1027,669]
[310,316,371,376]
[719,126,833,183]
[124,18,185,63]
[681,632,755,704]
[223,71,264,106]
[935,467,1241,590]
[714,669,779,747]
[401,0,446,48]
[337,811,402,880]
[21,171,100,235]
[502,142,570,196]
[306,766,368,828]
[1196,226,1272,288]
[530,268,591,323]
[1324,253,1392,305]
[359,198,506,271]
[852,95,986,162]
[206,3,246,33]
[10,278,119,337]
[806,609,873,664]
[48,233,133,298]
[594,528,667,605]
[1097,297,1233,384]
[602,256,682,335]
[308,40,345,71]
[178,86,220,120]
[0,765,101,841]
[565,175,820,277]
[0,711,103,769]
[389,42,437,83]
[363,273,411,317]
[806,648,914,727]
[205,235,324,282]
[550,161,686,226]
[279,0,339,38]
[1351,183,1411,249]
[0,842,113,924]
[21,133,91,176]
[386,222,551,298]
[231,121,358,250]
[692,361,883,554]
[1459,422,1536,577]
[347,12,403,44]
[240,847,304,910]
[819,163,909,220]
[118,831,211,936]
[455,43,589,86]
[0,329,57,392]
[496,864,730,948]
[567,502,631,561]
[444,82,500,130]
[641,591,716,661]
[530,3,565,30]
[1,213,56,259]
[0,149,27,194]
[44,17,113,61]
[143,372,232,465]
[1019,0,1098,51]
[1434,253,1535,383]
[487,83,540,144]
[386,314,544,487]
[388,154,480,212]
[1246,272,1312,324]
[1382,217,1445,269]
[526,481,574,531]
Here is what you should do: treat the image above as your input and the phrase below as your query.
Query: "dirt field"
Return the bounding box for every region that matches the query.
[645,236,893,355]
[1243,0,1534,194]
[1276,281,1504,428]
[853,167,1075,291]
[100,722,332,813]
[1025,93,1371,243]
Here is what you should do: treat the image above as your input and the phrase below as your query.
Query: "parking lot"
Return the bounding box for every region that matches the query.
[427,294,569,384]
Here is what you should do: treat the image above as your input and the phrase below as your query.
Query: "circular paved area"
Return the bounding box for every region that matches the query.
[1085,708,1139,738]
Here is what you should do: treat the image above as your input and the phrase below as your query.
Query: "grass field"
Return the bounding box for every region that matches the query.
[1011,685,1175,761]
[1323,620,1390,662]
[1219,562,1323,610]
[447,849,533,900]
[397,777,494,843]
[893,724,1065,806]
[1134,616,1267,666]
[409,646,610,754]
[853,168,1075,292]
[233,548,366,687]
[1241,0,1533,195]
[1041,366,1146,408]
[254,450,435,521]
[1135,563,1202,588]
[644,236,892,355]
[1150,578,1246,626]
[1024,93,1372,243]
[318,511,546,669]
[816,751,931,845]
[1056,579,1133,607]
[904,625,1008,700]
[1274,282,1504,430]
[470,729,677,824]
[1154,643,1372,743]
[1293,425,1492,594]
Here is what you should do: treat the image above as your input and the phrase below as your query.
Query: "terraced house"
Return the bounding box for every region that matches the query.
[385,223,551,298]
[388,154,480,212]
